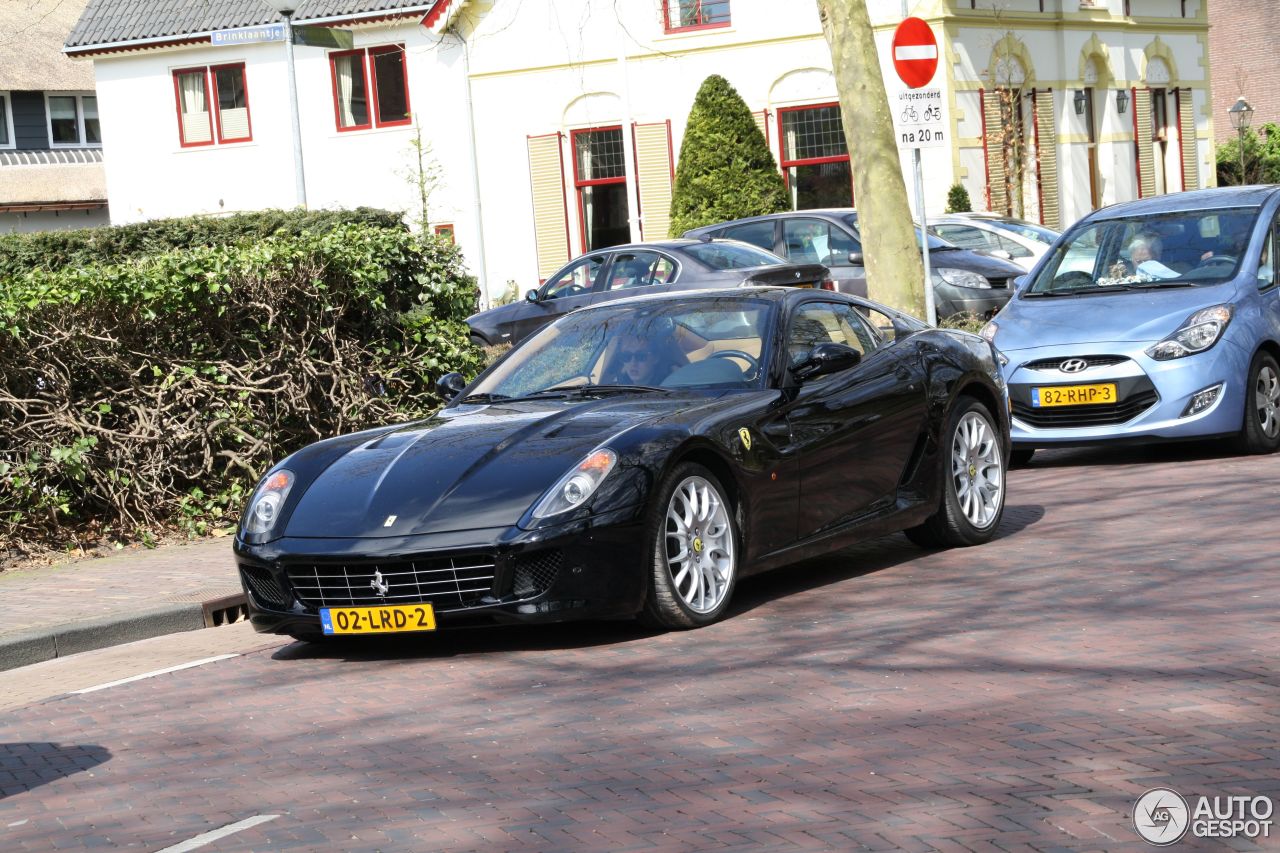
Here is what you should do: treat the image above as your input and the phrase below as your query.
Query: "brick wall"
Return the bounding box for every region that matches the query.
[1209,1,1280,141]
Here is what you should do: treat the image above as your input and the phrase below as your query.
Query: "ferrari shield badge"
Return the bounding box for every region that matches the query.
[738,428,752,451]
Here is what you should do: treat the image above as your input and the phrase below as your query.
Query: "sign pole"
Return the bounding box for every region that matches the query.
[897,1,937,326]
[914,148,936,326]
[281,12,307,208]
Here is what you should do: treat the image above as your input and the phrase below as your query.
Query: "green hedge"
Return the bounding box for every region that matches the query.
[0,219,484,558]
[0,207,406,280]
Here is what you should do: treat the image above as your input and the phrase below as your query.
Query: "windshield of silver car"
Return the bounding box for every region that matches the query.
[1025,207,1261,296]
[465,298,777,400]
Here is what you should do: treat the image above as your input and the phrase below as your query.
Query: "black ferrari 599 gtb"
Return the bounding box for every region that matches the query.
[235,287,1010,640]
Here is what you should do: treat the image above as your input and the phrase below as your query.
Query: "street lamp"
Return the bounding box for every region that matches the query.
[263,0,307,207]
[1228,96,1255,185]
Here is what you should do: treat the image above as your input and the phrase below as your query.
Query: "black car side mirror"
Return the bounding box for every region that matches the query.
[848,252,864,265]
[525,288,541,303]
[890,317,918,339]
[792,342,862,382]
[437,372,467,400]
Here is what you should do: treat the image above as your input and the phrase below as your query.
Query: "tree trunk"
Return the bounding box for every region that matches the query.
[818,0,926,319]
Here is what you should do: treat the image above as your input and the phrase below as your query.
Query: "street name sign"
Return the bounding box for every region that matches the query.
[294,26,354,50]
[211,25,285,46]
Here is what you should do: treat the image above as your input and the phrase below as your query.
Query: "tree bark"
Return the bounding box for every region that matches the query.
[818,0,926,319]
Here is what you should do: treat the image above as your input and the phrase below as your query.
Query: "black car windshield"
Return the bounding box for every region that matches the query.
[1025,207,1261,296]
[842,214,950,250]
[466,297,778,399]
[684,242,787,270]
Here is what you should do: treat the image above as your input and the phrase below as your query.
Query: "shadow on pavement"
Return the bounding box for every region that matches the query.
[0,742,111,799]
[1028,438,1240,469]
[270,504,1043,664]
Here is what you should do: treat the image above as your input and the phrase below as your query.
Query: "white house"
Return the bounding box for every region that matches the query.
[65,0,1213,300]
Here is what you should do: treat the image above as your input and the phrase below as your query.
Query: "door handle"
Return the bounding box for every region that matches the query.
[761,422,792,441]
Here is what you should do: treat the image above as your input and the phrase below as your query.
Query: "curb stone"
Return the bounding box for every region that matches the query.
[0,603,209,673]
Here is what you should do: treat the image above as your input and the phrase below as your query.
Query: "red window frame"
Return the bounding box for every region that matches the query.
[570,125,628,253]
[662,0,731,33]
[776,102,854,205]
[211,63,253,144]
[329,44,412,133]
[172,64,252,148]
[434,223,455,243]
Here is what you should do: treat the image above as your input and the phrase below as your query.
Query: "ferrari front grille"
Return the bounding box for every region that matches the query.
[240,565,290,610]
[286,554,497,612]
[512,550,562,598]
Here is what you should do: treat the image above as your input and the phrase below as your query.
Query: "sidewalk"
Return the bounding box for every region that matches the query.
[0,538,244,672]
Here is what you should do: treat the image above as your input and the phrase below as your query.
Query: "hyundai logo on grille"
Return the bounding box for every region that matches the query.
[370,569,390,597]
[1059,358,1089,374]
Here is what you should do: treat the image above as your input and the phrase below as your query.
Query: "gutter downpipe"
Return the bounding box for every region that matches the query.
[449,26,490,310]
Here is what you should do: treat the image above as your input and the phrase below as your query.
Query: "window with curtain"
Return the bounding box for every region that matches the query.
[330,45,410,132]
[47,93,102,147]
[173,65,252,146]
[663,0,730,31]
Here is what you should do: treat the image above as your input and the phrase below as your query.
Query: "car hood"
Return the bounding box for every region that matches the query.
[282,394,692,539]
[993,282,1240,351]
[929,247,1025,278]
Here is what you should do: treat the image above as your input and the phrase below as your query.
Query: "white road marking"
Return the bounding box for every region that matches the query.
[894,44,937,61]
[70,654,239,695]
[154,815,279,853]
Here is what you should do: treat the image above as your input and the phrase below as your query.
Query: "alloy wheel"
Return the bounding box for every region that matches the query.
[1255,363,1280,439]
[951,411,1004,529]
[664,476,735,614]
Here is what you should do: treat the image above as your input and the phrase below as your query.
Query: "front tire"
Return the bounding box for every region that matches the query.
[640,463,739,630]
[1235,350,1280,454]
[906,397,1007,548]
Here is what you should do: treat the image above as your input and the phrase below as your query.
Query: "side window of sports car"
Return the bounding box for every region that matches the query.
[786,302,870,367]
[543,255,604,300]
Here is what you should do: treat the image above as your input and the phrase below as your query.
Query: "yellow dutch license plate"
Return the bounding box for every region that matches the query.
[320,603,436,635]
[1031,383,1118,408]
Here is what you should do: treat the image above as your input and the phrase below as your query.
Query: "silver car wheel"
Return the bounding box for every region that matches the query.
[664,476,735,614]
[951,410,1004,529]
[1255,363,1280,439]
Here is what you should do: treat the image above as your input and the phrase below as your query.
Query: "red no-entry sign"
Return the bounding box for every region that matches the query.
[891,17,938,89]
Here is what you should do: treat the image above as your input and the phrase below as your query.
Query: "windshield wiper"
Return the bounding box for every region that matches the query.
[458,392,510,404]
[1114,280,1196,290]
[526,383,666,397]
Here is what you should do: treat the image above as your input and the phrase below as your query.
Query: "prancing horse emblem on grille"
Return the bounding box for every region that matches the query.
[370,569,390,597]
[1059,358,1089,374]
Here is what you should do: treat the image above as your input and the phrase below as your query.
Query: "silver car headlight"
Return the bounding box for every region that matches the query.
[934,268,991,289]
[1145,305,1233,360]
[530,449,618,519]
[243,469,294,537]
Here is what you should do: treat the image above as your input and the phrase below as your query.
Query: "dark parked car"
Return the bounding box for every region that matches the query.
[467,239,827,347]
[683,209,1026,318]
[237,287,1010,641]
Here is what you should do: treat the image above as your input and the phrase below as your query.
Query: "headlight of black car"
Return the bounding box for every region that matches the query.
[240,469,294,542]
[529,449,618,520]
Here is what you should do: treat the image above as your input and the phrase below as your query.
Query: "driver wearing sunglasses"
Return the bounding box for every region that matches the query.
[607,336,687,386]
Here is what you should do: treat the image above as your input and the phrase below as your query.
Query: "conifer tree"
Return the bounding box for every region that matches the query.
[670,75,789,236]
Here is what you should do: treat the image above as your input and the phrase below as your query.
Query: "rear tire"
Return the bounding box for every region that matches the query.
[906,397,1007,548]
[640,463,739,630]
[469,334,488,349]
[1234,350,1280,454]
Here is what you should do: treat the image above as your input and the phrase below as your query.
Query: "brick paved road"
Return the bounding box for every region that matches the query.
[1,443,1278,851]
